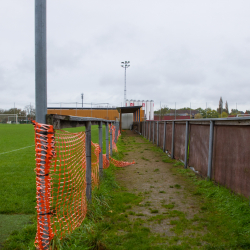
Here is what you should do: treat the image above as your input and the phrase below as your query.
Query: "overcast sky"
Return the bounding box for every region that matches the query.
[1,0,250,112]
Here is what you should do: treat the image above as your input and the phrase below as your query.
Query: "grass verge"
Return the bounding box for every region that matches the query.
[144,138,250,249]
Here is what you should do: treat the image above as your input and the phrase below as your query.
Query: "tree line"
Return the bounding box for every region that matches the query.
[0,105,35,123]
[155,97,249,119]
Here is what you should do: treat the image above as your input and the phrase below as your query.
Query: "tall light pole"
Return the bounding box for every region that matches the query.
[81,93,84,108]
[121,61,130,107]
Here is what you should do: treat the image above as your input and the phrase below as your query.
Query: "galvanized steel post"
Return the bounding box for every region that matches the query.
[207,120,214,179]
[171,121,175,159]
[157,121,159,146]
[149,121,151,141]
[98,121,103,177]
[106,122,109,161]
[142,121,144,136]
[114,121,118,143]
[163,121,166,152]
[35,1,49,248]
[110,122,113,157]
[184,121,189,168]
[153,121,155,143]
[86,121,92,201]
[35,0,47,124]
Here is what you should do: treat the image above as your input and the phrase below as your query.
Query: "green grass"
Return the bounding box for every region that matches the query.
[47,165,155,250]
[0,124,35,152]
[0,124,36,214]
[142,134,250,249]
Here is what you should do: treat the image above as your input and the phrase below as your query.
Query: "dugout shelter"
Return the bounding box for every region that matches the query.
[116,106,144,131]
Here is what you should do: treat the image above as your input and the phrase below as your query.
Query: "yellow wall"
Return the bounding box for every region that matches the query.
[47,109,145,121]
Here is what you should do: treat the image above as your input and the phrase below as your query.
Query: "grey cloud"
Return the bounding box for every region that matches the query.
[48,41,85,73]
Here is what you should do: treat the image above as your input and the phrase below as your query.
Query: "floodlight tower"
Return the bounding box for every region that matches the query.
[121,61,130,107]
[81,93,84,107]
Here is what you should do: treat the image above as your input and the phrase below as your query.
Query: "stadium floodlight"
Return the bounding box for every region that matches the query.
[81,93,84,108]
[121,61,130,107]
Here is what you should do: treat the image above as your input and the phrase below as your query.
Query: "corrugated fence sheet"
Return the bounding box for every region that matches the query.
[158,122,164,149]
[146,122,149,140]
[189,124,210,177]
[212,125,250,198]
[166,123,172,153]
[153,122,157,144]
[174,123,186,161]
[150,122,154,142]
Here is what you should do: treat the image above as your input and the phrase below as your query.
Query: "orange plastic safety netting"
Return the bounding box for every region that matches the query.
[33,122,55,250]
[33,121,133,249]
[91,142,100,188]
[110,124,118,152]
[49,129,87,239]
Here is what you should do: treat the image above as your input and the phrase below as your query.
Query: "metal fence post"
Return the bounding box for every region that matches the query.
[110,122,113,157]
[171,121,175,159]
[157,121,159,146]
[114,121,117,143]
[163,121,166,152]
[142,121,144,136]
[35,0,47,124]
[35,1,49,248]
[98,121,103,177]
[86,121,92,201]
[149,121,151,141]
[106,122,109,161]
[153,121,155,144]
[207,120,214,179]
[184,121,189,168]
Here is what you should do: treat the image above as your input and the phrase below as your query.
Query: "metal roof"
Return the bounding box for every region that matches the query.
[116,106,142,114]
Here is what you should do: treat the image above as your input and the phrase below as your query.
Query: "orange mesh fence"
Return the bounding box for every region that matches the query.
[50,129,87,240]
[110,124,118,152]
[33,121,134,249]
[91,142,100,188]
[33,121,55,250]
[110,157,136,167]
[103,154,109,169]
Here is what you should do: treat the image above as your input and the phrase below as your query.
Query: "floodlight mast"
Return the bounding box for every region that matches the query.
[81,93,84,107]
[35,1,49,249]
[121,61,130,107]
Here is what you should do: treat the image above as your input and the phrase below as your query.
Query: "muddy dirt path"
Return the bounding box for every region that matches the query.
[115,130,206,246]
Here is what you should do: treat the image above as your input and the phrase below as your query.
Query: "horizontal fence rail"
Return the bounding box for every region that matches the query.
[135,117,250,199]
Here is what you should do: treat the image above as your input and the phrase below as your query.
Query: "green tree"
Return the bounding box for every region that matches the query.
[225,101,229,114]
[221,111,228,118]
[230,109,240,115]
[194,113,203,119]
[196,107,206,118]
[206,108,219,118]
[217,97,223,114]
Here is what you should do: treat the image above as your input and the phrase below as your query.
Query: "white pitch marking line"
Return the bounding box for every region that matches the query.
[0,145,35,155]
